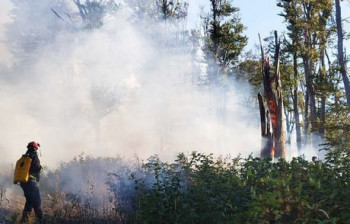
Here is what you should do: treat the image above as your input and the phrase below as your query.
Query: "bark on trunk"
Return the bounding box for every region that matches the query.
[258,93,273,158]
[302,3,317,145]
[320,49,326,136]
[273,31,286,159]
[293,51,302,152]
[302,55,313,145]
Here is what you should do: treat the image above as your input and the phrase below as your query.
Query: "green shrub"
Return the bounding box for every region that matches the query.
[131,151,350,224]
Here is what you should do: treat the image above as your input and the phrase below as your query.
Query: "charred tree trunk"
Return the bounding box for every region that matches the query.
[258,93,273,157]
[273,31,286,159]
[258,32,286,159]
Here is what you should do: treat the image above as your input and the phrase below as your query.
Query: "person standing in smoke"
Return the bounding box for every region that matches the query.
[20,141,44,223]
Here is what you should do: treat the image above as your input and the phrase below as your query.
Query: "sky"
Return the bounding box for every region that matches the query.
[234,0,286,49]
[187,0,285,50]
[188,0,350,51]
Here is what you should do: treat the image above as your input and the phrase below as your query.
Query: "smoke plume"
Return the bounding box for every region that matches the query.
[0,0,260,169]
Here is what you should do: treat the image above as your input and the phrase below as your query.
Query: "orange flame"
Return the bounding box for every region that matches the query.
[270,147,275,158]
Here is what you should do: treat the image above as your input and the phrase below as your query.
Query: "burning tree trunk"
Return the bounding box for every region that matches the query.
[258,31,286,159]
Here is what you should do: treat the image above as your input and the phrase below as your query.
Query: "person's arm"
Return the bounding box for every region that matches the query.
[30,154,42,173]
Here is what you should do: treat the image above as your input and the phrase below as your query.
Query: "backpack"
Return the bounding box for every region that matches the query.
[13,154,32,184]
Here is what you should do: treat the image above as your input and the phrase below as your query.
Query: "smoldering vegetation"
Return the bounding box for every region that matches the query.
[2,154,158,223]
[41,155,139,223]
[0,154,140,223]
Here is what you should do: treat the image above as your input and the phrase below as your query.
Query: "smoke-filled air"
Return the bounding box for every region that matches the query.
[0,0,260,167]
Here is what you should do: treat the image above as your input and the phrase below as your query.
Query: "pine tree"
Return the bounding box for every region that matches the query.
[203,0,247,83]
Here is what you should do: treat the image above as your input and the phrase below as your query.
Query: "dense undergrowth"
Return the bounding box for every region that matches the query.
[0,149,349,223]
[131,150,350,224]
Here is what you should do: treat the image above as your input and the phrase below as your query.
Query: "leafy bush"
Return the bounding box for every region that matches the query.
[1,150,349,223]
[131,151,350,224]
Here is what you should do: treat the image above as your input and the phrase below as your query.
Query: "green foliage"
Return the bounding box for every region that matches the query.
[203,0,247,71]
[235,51,262,91]
[132,152,350,223]
[276,0,337,134]
[324,108,350,150]
[1,152,349,223]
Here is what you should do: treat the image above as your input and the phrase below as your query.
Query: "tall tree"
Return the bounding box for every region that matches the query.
[335,0,350,108]
[203,0,247,83]
[285,0,306,151]
[278,0,304,152]
[278,0,333,149]
[317,2,333,136]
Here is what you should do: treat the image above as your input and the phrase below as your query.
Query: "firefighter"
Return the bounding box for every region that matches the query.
[20,141,43,223]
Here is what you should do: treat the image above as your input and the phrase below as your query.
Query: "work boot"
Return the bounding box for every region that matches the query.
[34,208,44,224]
[20,210,30,224]
[35,217,45,224]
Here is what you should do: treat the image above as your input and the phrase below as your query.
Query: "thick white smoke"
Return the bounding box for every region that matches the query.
[0,0,261,169]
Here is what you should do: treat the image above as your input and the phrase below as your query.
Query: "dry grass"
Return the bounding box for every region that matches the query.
[0,186,126,224]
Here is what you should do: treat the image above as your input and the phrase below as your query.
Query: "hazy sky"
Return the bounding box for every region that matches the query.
[1,0,350,64]
[0,0,13,65]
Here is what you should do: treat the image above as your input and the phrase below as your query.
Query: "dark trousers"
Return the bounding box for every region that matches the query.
[20,179,42,217]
